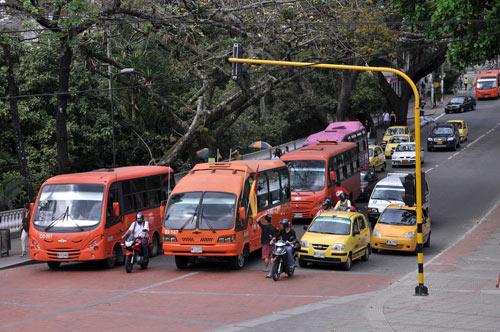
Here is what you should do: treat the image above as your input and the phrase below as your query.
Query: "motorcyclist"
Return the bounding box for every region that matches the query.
[122,212,149,258]
[334,192,352,211]
[271,219,297,269]
[314,198,332,218]
[334,180,349,203]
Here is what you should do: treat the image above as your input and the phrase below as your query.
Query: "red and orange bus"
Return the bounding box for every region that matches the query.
[30,166,175,269]
[475,70,500,99]
[163,160,292,270]
[280,142,361,220]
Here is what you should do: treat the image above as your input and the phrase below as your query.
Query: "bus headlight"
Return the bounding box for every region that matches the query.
[164,234,177,242]
[218,236,235,243]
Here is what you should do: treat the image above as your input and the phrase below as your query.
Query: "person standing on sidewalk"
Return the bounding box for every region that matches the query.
[463,77,468,91]
[20,203,30,257]
[390,111,397,126]
[258,214,277,277]
[383,111,390,129]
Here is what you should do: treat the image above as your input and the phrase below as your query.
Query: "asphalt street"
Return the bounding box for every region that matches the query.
[1,96,499,331]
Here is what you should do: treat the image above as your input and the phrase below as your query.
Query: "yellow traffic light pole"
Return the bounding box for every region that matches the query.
[228,57,428,296]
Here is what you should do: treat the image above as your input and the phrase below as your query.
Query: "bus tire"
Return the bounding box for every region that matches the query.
[47,261,61,270]
[230,247,247,270]
[104,245,119,268]
[150,233,160,258]
[175,256,189,269]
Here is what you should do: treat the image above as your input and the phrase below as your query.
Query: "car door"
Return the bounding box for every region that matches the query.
[463,121,468,139]
[351,217,362,259]
[358,215,370,249]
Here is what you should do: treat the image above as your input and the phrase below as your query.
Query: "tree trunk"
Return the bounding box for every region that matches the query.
[55,37,72,174]
[337,69,361,120]
[1,42,36,201]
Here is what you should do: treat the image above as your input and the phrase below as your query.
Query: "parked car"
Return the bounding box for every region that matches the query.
[381,126,410,149]
[447,120,469,142]
[359,169,378,202]
[392,142,424,167]
[427,123,461,151]
[369,144,386,172]
[444,96,476,114]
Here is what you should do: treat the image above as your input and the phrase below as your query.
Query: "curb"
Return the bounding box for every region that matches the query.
[0,259,40,271]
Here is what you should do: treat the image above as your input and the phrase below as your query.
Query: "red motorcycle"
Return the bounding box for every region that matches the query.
[124,236,149,273]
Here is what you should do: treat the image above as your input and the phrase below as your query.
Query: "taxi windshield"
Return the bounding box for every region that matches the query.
[379,209,416,226]
[386,127,405,136]
[395,144,415,152]
[390,136,409,143]
[308,216,351,235]
[449,122,462,129]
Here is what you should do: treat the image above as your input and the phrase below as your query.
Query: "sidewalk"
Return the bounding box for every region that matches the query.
[0,236,32,270]
[371,199,500,331]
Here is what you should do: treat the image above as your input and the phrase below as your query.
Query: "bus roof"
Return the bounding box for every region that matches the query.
[304,121,365,145]
[174,160,286,196]
[44,166,174,185]
[280,142,357,161]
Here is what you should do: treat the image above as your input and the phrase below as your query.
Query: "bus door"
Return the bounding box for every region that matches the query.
[105,182,123,256]
[327,156,336,200]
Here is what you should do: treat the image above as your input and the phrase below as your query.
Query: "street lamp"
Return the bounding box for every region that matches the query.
[108,67,135,168]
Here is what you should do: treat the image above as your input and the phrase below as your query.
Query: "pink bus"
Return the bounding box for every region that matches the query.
[303,121,369,170]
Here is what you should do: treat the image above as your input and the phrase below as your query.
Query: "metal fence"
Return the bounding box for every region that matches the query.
[0,208,23,235]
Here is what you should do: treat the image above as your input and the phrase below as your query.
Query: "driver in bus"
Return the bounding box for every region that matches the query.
[122,212,149,258]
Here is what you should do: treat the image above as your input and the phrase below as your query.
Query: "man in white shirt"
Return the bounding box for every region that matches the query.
[123,212,149,258]
[383,111,390,129]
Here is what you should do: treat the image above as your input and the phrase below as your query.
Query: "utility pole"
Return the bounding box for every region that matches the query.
[430,73,435,108]
[107,29,116,168]
[440,65,445,104]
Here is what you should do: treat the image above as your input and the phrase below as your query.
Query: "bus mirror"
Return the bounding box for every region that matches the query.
[239,207,246,221]
[112,202,120,217]
[329,170,335,181]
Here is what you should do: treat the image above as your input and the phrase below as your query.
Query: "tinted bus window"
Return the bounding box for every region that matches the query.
[268,170,281,205]
[257,174,269,209]
[279,169,291,201]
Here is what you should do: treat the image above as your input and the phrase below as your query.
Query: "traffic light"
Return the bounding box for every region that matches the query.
[231,43,244,80]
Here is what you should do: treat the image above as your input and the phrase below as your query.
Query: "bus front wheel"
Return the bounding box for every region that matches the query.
[175,256,189,269]
[47,261,61,270]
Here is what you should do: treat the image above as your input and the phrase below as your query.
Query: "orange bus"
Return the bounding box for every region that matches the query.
[475,70,500,99]
[280,142,361,220]
[163,160,292,270]
[30,166,175,269]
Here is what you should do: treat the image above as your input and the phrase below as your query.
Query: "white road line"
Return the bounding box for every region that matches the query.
[425,167,434,173]
[467,134,485,147]
[434,113,445,121]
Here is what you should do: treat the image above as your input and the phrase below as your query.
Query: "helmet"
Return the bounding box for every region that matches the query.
[339,192,346,201]
[136,212,144,222]
[264,214,272,223]
[279,219,290,227]
[322,199,332,209]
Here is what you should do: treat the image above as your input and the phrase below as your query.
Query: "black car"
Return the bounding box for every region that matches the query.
[427,123,461,151]
[358,169,378,202]
[444,96,476,114]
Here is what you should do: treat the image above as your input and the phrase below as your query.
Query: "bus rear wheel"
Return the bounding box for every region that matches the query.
[175,256,189,269]
[103,245,119,268]
[47,261,61,270]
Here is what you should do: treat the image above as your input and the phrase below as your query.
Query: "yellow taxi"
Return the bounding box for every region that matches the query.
[371,204,431,253]
[298,210,371,270]
[447,120,468,142]
[384,134,414,158]
[369,144,386,172]
[381,126,410,149]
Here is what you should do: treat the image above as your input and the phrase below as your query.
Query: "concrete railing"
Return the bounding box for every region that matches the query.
[0,208,23,234]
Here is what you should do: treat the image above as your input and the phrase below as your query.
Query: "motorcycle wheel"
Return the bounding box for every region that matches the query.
[287,265,295,277]
[140,259,149,270]
[272,260,281,281]
[125,255,133,273]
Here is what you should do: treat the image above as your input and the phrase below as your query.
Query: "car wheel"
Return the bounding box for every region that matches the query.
[343,253,352,271]
[424,232,431,248]
[298,258,308,268]
[445,110,449,114]
[427,146,433,152]
[372,248,379,254]
[361,246,370,262]
[452,143,457,151]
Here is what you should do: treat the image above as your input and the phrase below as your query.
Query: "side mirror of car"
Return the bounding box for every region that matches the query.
[112,202,121,217]
[238,206,246,221]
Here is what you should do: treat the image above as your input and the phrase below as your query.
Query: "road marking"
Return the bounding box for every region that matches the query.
[434,113,445,121]
[467,134,485,147]
[425,167,434,173]
[448,152,460,160]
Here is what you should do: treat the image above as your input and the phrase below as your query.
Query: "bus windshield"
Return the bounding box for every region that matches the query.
[477,78,497,90]
[286,160,326,192]
[308,216,351,235]
[165,192,236,230]
[33,184,104,232]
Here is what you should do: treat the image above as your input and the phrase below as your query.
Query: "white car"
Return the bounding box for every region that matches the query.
[391,142,424,167]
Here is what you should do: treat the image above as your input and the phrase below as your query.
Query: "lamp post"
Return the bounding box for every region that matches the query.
[108,67,135,168]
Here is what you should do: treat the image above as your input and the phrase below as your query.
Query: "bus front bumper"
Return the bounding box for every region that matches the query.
[163,243,241,257]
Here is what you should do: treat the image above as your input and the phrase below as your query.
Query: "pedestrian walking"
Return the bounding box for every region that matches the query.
[20,203,30,257]
[272,147,282,160]
[258,214,277,277]
[463,77,468,91]
[364,119,371,139]
[390,111,397,126]
[383,111,390,129]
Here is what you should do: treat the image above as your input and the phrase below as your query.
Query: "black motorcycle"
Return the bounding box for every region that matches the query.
[270,240,296,281]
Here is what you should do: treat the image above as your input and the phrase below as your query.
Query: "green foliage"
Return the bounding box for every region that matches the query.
[350,73,387,116]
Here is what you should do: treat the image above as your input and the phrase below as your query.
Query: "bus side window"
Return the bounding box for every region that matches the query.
[237,178,251,231]
[123,180,135,213]
[279,168,291,202]
[257,173,270,210]
[106,182,122,228]
[161,174,175,201]
[328,157,335,187]
[268,171,281,205]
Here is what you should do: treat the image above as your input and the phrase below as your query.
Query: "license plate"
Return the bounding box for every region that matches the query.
[386,240,397,246]
[294,213,303,218]
[191,246,203,254]
[313,252,325,258]
[56,252,69,259]
[437,141,444,145]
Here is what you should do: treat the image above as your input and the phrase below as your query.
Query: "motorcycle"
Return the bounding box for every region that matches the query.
[270,240,296,281]
[124,235,149,273]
